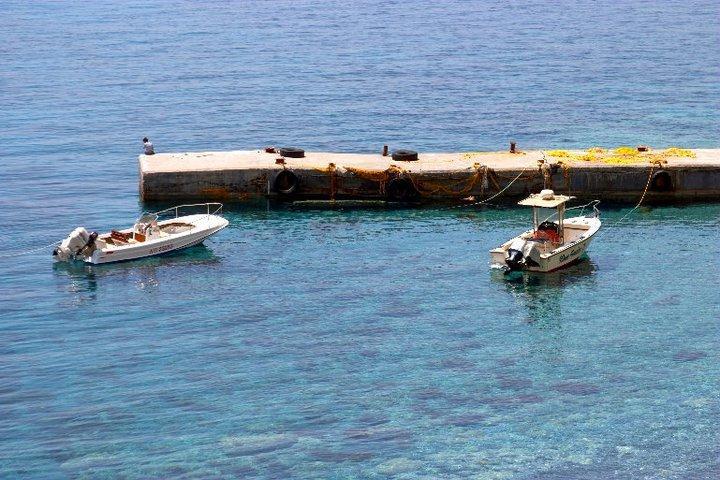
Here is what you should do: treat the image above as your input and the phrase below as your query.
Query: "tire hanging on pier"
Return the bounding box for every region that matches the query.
[273,169,300,195]
[386,176,418,202]
[391,149,419,162]
[650,170,673,192]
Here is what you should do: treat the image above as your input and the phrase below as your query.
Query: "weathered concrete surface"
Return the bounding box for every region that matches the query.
[139,148,720,203]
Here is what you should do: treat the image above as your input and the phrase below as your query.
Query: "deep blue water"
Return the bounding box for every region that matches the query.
[1,1,719,478]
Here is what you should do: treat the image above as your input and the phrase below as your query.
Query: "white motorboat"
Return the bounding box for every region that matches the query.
[490,190,601,273]
[53,203,229,264]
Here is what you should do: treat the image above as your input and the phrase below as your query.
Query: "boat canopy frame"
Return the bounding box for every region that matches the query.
[519,193,575,243]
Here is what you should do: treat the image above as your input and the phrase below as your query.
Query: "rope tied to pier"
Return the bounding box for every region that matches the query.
[314,163,339,200]
[446,164,533,209]
[591,163,657,241]
[345,164,405,196]
[612,164,656,226]
[0,240,61,258]
[561,161,572,195]
[405,163,488,197]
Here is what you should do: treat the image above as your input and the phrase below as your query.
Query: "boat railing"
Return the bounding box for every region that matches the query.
[153,203,224,220]
[540,200,601,224]
[563,199,600,218]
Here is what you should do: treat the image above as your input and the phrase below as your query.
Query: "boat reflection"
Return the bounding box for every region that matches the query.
[52,245,221,299]
[492,258,598,364]
[491,257,597,324]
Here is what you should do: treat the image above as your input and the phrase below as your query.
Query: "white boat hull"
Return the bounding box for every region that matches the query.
[490,215,601,273]
[87,214,227,264]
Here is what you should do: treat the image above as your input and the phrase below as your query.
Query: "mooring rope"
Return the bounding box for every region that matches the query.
[612,164,655,226]
[0,240,61,258]
[598,164,655,233]
[446,164,532,210]
[591,164,655,240]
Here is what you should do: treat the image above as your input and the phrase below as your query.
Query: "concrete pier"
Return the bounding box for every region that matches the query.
[139,148,720,203]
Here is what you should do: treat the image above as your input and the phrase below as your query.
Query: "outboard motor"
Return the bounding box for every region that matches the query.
[506,249,524,271]
[53,227,97,262]
[505,238,527,271]
[505,238,543,272]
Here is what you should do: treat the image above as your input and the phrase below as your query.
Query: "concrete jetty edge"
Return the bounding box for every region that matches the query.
[139,148,720,203]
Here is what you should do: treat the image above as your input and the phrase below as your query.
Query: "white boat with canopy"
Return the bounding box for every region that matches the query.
[53,203,228,264]
[490,190,601,273]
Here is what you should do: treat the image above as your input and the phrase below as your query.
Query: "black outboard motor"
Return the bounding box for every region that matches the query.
[506,248,524,271]
[78,232,98,255]
[53,228,98,262]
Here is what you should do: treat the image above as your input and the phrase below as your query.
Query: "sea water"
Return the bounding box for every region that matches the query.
[1,1,718,478]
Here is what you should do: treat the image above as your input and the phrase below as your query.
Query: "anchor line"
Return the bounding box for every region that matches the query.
[446,164,532,210]
[613,164,655,225]
[0,240,61,258]
[595,164,655,237]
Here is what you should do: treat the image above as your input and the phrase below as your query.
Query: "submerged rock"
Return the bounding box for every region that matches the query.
[60,453,120,471]
[302,411,340,427]
[496,357,518,367]
[652,294,681,306]
[672,351,707,362]
[413,387,444,400]
[551,382,601,396]
[310,450,373,463]
[376,457,422,475]
[356,413,390,427]
[616,445,635,456]
[438,357,476,371]
[221,433,297,456]
[447,413,487,426]
[344,426,413,445]
[497,376,533,390]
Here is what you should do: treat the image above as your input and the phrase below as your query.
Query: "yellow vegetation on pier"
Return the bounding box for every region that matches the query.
[614,146,638,156]
[546,146,695,165]
[546,150,571,158]
[663,147,694,157]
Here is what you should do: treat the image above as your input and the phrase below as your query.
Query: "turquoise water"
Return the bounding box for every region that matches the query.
[1,1,719,478]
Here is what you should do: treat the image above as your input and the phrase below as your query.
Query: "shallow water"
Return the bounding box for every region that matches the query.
[1,1,719,478]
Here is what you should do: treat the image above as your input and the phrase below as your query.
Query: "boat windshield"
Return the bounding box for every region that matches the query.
[135,213,158,225]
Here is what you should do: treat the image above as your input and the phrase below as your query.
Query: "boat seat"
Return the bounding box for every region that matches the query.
[111,230,131,243]
[534,221,560,243]
[564,223,591,230]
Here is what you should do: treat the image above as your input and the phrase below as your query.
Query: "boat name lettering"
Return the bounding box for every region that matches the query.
[149,244,175,255]
[559,247,582,262]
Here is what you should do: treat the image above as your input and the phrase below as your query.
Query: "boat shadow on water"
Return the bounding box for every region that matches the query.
[491,257,598,362]
[52,245,221,296]
[491,257,598,325]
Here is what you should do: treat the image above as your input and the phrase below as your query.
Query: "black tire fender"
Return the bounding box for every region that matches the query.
[386,176,418,201]
[391,149,419,162]
[278,147,305,158]
[650,170,673,192]
[273,169,299,195]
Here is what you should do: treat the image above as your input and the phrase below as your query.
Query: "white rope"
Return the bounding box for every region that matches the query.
[0,240,61,258]
[447,165,532,209]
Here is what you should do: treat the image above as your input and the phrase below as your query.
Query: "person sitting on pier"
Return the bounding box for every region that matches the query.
[142,137,155,155]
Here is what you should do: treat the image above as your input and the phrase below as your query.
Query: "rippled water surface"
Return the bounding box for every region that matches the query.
[1,1,719,478]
